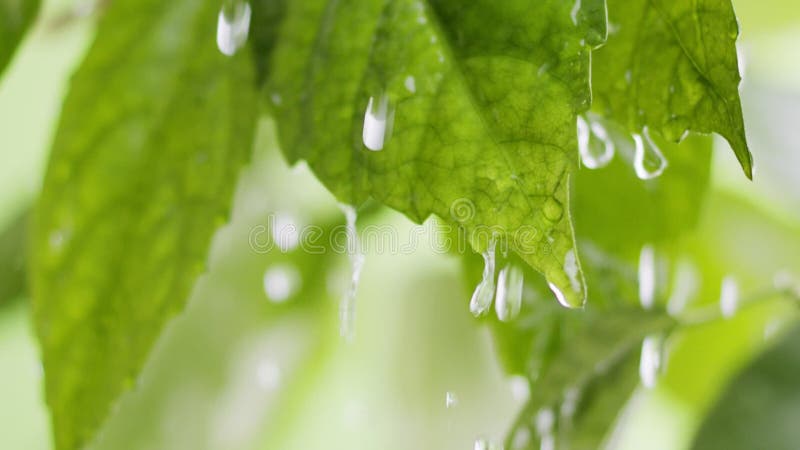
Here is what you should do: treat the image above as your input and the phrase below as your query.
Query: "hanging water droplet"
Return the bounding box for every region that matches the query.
[362,94,394,151]
[536,408,556,450]
[719,275,739,319]
[560,387,581,420]
[470,237,498,317]
[339,204,365,341]
[639,335,663,389]
[216,1,252,56]
[547,249,585,309]
[633,127,668,180]
[638,245,656,310]
[445,391,458,409]
[262,264,300,303]
[577,116,615,169]
[495,264,524,322]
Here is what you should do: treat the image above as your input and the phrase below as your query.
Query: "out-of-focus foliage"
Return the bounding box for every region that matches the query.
[29,0,258,448]
[692,323,800,450]
[0,0,40,76]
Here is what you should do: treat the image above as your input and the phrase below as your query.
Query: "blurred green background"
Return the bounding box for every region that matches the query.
[1,0,799,449]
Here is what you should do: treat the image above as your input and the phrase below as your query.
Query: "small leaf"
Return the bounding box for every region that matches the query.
[261,0,598,307]
[30,1,259,448]
[0,0,40,77]
[592,0,752,178]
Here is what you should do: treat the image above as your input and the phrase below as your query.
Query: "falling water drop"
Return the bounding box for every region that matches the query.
[470,237,498,317]
[638,245,656,310]
[262,265,300,303]
[216,1,252,56]
[339,204,365,341]
[719,275,739,319]
[666,259,699,316]
[639,335,663,389]
[633,127,668,180]
[495,264,524,322]
[536,408,556,450]
[577,116,615,169]
[362,94,394,151]
[547,249,585,309]
[445,391,458,409]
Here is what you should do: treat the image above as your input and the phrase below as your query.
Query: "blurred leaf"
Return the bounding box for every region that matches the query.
[691,322,800,450]
[593,0,752,178]
[261,0,609,307]
[29,1,259,449]
[0,210,28,306]
[573,129,713,259]
[0,0,40,77]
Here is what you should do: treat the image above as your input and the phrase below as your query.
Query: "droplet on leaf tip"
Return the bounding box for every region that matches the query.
[633,127,667,180]
[495,264,524,322]
[470,237,498,317]
[216,1,251,56]
[362,94,393,151]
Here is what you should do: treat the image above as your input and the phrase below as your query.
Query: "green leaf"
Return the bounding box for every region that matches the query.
[261,0,606,307]
[0,210,28,306]
[0,0,40,77]
[29,1,259,448]
[592,0,752,178]
[691,322,800,450]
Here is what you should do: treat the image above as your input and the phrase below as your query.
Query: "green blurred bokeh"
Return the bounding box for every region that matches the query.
[1,0,799,448]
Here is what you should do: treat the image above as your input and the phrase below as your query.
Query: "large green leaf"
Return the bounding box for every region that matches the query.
[260,0,609,307]
[0,0,40,77]
[29,1,259,448]
[593,0,752,178]
[691,323,800,450]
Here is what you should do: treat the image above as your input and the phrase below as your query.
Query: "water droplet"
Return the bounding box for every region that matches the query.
[639,335,663,389]
[536,408,556,450]
[638,245,656,310]
[271,212,301,252]
[494,265,524,322]
[262,265,300,303]
[560,387,580,419]
[633,127,667,180]
[547,249,585,309]
[270,92,282,106]
[495,264,524,322]
[362,94,394,151]
[216,1,251,56]
[577,116,615,169]
[570,0,582,26]
[470,237,497,317]
[474,439,489,450]
[404,75,416,94]
[543,198,563,222]
[339,204,365,341]
[49,229,68,251]
[509,376,530,402]
[256,360,281,390]
[624,70,632,84]
[511,428,531,450]
[719,275,739,319]
[445,391,458,408]
[666,259,699,316]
